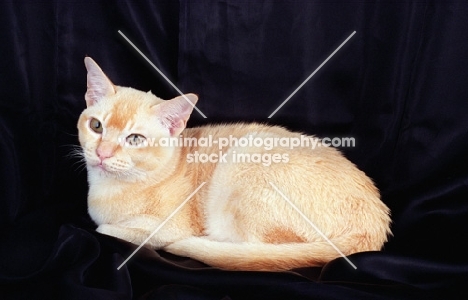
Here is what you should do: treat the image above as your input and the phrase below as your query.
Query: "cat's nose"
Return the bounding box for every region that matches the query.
[96,143,116,161]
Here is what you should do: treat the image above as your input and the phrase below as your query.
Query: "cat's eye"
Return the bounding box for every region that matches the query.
[126,134,146,146]
[89,118,103,133]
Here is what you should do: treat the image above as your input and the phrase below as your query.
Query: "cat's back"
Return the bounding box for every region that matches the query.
[181,122,359,190]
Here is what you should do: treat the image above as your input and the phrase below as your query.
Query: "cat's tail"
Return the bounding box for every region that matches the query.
[164,237,361,271]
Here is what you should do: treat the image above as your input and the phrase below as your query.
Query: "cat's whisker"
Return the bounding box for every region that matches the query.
[60,130,79,138]
[63,145,85,159]
[74,162,88,175]
[62,144,89,175]
[71,158,88,175]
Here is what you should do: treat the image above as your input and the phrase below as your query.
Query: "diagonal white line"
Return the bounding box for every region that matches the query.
[268,31,356,118]
[117,181,206,270]
[268,181,357,269]
[118,30,207,119]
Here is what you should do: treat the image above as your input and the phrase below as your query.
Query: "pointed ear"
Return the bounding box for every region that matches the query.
[152,94,198,136]
[84,57,116,107]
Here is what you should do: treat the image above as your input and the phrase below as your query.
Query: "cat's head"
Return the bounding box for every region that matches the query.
[77,57,198,182]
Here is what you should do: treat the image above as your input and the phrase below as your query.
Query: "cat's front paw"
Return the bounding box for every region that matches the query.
[96,223,155,246]
[96,224,127,240]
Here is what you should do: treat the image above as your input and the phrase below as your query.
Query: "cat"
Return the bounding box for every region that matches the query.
[78,57,391,271]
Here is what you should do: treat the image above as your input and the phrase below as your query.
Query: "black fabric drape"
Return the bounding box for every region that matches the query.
[1,1,467,299]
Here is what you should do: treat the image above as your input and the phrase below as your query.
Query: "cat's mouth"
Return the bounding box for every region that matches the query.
[88,160,113,174]
[91,164,121,179]
[97,162,107,170]
[98,161,117,174]
[85,154,143,180]
[83,151,115,175]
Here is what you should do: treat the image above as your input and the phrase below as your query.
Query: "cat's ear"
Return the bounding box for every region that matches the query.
[152,94,198,136]
[84,57,116,107]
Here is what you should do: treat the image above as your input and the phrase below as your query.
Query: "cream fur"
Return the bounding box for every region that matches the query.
[78,57,392,271]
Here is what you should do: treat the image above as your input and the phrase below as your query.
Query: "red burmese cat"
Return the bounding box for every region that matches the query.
[78,57,391,271]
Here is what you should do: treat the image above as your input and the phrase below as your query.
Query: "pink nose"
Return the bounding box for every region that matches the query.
[96,144,115,161]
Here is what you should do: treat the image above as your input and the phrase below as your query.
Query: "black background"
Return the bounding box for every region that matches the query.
[1,1,467,299]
